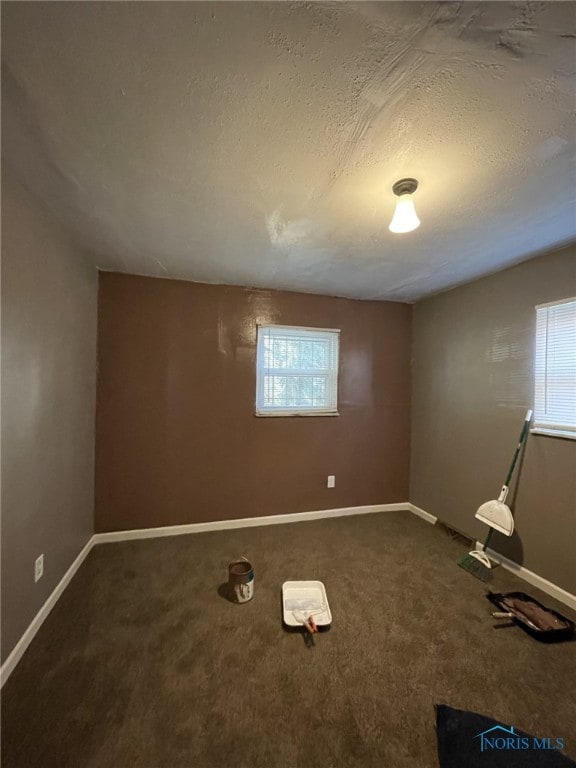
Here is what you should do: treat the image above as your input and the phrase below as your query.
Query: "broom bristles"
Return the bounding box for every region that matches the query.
[458,552,493,583]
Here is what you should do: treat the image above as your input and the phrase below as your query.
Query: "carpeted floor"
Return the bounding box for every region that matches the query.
[2,512,575,768]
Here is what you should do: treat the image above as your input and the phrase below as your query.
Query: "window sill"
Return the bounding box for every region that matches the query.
[255,411,340,418]
[530,428,576,441]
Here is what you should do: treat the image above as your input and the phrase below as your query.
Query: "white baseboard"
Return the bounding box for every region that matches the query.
[407,503,438,525]
[0,537,94,689]
[475,541,576,613]
[92,503,415,544]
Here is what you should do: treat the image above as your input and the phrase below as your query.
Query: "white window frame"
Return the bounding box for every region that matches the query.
[255,325,340,417]
[532,297,576,441]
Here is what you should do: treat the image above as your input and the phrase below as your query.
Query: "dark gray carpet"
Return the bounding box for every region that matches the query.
[2,512,575,768]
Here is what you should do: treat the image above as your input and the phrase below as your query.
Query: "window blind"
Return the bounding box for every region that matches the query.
[256,325,340,416]
[534,298,576,434]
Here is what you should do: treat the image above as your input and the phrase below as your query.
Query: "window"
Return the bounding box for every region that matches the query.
[256,325,339,416]
[533,297,576,439]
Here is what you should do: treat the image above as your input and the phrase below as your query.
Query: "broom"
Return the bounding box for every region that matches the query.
[458,528,495,583]
[458,410,532,582]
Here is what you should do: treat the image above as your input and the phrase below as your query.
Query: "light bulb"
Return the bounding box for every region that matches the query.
[389,179,420,234]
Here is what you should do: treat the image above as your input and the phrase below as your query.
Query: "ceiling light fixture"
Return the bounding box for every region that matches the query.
[389,178,420,234]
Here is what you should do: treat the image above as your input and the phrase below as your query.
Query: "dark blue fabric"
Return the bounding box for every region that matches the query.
[436,705,575,767]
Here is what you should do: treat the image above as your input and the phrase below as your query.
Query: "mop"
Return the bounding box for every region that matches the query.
[458,409,532,582]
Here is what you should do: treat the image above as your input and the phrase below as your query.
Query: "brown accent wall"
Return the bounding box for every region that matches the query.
[411,245,576,594]
[1,171,97,663]
[95,273,411,532]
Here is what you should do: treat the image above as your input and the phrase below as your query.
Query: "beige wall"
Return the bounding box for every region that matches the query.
[411,245,576,594]
[1,172,98,663]
[95,273,412,532]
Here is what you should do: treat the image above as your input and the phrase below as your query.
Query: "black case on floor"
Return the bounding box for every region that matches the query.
[487,591,575,643]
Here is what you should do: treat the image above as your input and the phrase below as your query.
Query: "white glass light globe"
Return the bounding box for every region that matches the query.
[389,193,420,234]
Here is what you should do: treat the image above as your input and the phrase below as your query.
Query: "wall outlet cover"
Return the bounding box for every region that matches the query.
[34,555,44,583]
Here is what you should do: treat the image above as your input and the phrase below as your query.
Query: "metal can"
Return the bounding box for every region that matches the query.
[228,558,254,603]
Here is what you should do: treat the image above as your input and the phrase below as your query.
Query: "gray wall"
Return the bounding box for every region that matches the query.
[411,245,576,594]
[1,171,98,663]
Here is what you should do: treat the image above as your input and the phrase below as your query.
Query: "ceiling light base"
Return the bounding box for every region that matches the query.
[392,178,419,197]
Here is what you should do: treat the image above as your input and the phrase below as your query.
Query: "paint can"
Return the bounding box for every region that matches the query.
[228,558,255,603]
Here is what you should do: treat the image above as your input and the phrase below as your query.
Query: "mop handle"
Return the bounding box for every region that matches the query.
[502,409,532,488]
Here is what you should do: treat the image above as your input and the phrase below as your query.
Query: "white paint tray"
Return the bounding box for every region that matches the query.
[282,580,332,630]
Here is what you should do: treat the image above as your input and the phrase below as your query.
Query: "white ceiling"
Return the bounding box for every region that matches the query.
[2,1,575,302]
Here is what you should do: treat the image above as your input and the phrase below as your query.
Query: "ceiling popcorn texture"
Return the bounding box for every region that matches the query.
[2,2,575,301]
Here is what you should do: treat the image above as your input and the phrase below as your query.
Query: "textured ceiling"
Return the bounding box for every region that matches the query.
[2,1,576,302]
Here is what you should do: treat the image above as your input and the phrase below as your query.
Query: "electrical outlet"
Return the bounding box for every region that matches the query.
[327,475,335,488]
[34,554,44,583]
